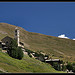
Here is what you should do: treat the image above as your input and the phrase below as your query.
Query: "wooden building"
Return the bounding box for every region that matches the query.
[0,27,25,53]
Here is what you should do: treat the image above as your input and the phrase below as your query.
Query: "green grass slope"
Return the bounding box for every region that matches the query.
[0,49,63,73]
[0,23,75,62]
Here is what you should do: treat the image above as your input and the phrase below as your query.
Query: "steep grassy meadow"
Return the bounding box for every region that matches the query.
[0,48,63,73]
[0,23,75,62]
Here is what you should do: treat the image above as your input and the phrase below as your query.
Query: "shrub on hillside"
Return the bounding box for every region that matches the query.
[25,49,34,55]
[45,55,48,57]
[60,60,63,64]
[34,52,44,57]
[25,48,45,60]
[62,64,66,71]
[66,62,73,71]
[29,54,32,58]
[52,62,59,70]
[72,63,75,73]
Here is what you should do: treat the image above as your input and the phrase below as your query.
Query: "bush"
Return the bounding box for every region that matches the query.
[72,67,75,73]
[29,54,32,58]
[25,49,45,59]
[60,60,63,64]
[66,62,73,71]
[34,52,39,57]
[62,64,66,71]
[66,62,75,72]
[72,63,75,73]
[25,49,34,55]
[52,62,60,70]
[45,55,49,57]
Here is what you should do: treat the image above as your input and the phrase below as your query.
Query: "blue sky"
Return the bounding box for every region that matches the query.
[0,2,75,39]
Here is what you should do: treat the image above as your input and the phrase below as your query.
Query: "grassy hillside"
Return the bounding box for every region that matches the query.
[0,48,64,73]
[0,23,75,62]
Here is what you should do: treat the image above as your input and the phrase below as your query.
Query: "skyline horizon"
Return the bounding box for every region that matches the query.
[0,22,75,40]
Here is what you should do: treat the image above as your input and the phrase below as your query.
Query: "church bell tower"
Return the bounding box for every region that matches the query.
[14,27,19,46]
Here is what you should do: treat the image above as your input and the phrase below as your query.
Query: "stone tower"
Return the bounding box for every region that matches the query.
[14,27,19,46]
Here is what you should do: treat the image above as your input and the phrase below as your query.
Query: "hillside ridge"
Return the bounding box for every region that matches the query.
[0,23,75,62]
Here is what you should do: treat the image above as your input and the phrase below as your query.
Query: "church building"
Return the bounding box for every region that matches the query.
[0,27,24,52]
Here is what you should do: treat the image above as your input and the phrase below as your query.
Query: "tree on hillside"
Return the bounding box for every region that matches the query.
[7,39,18,56]
[53,62,58,70]
[17,47,24,60]
[7,39,23,60]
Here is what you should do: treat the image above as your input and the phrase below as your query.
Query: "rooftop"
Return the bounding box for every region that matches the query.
[45,59,60,62]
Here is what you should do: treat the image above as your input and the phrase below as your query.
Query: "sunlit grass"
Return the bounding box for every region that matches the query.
[0,50,65,73]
